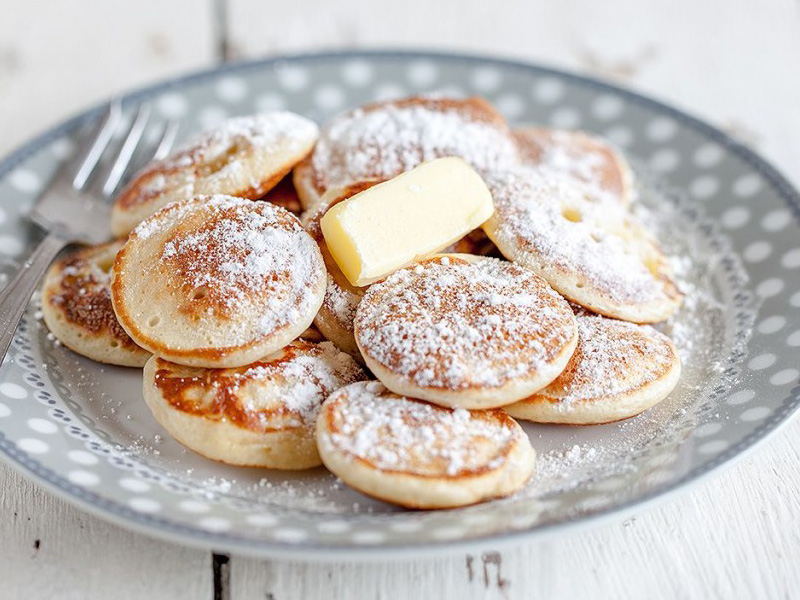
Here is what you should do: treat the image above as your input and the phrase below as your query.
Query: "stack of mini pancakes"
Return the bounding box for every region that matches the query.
[41,97,682,509]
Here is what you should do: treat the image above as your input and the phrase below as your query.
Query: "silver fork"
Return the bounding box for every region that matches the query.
[0,100,179,362]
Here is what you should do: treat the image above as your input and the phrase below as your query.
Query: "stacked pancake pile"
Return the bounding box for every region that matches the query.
[41,97,682,509]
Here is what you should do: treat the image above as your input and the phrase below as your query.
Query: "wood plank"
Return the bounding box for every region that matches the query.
[225,0,800,183]
[0,0,216,157]
[230,420,800,600]
[0,2,217,598]
[0,463,213,600]
[1,0,799,598]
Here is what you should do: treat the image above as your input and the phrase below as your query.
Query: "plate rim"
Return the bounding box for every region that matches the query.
[1,48,799,559]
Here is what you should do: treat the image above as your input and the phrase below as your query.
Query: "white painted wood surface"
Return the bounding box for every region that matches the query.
[1,1,799,598]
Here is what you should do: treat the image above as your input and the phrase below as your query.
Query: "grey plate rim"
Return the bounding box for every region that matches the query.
[1,48,799,559]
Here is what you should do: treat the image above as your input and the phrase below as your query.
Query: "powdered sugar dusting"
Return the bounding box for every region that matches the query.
[312,101,519,191]
[515,128,630,206]
[118,111,318,212]
[355,255,575,390]
[321,273,360,334]
[231,341,365,427]
[485,166,676,306]
[532,314,677,410]
[167,111,318,184]
[95,116,754,522]
[321,382,522,476]
[138,195,324,339]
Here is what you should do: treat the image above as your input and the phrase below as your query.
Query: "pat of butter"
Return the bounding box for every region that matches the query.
[320,157,494,286]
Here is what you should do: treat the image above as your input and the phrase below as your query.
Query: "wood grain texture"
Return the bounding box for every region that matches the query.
[226,0,800,186]
[0,0,216,158]
[1,0,799,598]
[0,464,212,600]
[230,418,800,599]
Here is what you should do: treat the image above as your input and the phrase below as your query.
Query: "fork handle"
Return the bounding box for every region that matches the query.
[0,232,68,363]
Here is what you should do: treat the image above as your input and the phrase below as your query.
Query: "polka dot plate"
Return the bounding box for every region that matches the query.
[1,50,799,558]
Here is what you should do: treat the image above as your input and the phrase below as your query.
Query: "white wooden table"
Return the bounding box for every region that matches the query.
[2,1,799,597]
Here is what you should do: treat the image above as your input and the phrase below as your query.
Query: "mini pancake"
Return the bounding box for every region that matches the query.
[316,381,536,509]
[112,111,319,236]
[303,183,501,358]
[504,313,681,424]
[483,167,682,323]
[354,254,578,409]
[295,96,519,209]
[144,341,365,469]
[112,195,326,368]
[513,127,634,206]
[41,240,150,367]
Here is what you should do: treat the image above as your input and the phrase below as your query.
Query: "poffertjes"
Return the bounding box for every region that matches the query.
[316,381,536,508]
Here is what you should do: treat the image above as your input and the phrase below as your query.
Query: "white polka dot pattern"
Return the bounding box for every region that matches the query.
[9,169,42,193]
[693,144,723,167]
[533,78,564,103]
[690,176,720,199]
[733,174,762,197]
[649,148,680,172]
[646,117,677,141]
[721,206,751,229]
[68,470,100,486]
[129,498,161,513]
[743,241,772,263]
[406,60,438,86]
[342,60,373,87]
[471,67,501,92]
[549,106,581,128]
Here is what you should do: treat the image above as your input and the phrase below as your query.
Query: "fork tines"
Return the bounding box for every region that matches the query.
[70,100,179,201]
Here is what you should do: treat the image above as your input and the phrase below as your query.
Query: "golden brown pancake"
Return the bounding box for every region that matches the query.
[302,182,502,358]
[483,166,682,323]
[41,240,150,367]
[294,96,519,209]
[354,254,578,409]
[513,127,634,206]
[112,195,326,368]
[111,112,319,236]
[505,313,681,424]
[316,381,536,508]
[143,341,365,468]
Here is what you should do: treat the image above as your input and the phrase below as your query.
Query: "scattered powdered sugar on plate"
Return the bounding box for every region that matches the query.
[321,381,521,476]
[355,255,575,390]
[502,168,755,508]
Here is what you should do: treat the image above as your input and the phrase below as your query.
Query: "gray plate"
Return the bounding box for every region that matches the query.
[1,50,799,559]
